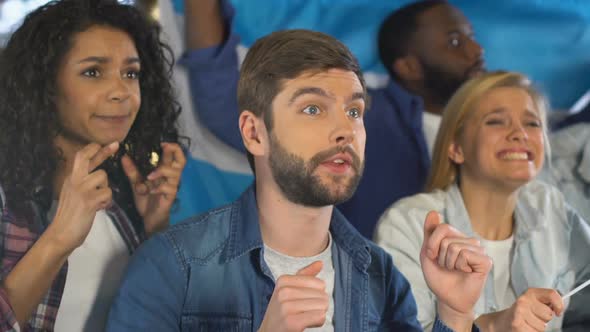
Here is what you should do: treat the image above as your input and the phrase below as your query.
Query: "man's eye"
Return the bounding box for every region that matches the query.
[347,108,361,118]
[302,105,321,115]
[449,37,460,47]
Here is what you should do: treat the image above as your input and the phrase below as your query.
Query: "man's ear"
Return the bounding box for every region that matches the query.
[448,140,465,165]
[392,55,423,82]
[239,110,268,158]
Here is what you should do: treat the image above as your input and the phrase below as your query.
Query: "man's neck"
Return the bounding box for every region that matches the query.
[418,89,445,115]
[399,82,445,115]
[422,99,444,115]
[255,176,332,257]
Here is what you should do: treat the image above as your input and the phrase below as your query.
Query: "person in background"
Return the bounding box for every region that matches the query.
[375,71,590,331]
[181,0,485,239]
[376,0,485,154]
[0,0,186,330]
[108,28,491,332]
[537,123,590,329]
[539,123,590,225]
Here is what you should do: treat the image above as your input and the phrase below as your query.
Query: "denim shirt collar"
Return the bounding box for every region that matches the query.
[224,185,371,271]
[224,185,264,261]
[444,182,544,240]
[330,208,372,271]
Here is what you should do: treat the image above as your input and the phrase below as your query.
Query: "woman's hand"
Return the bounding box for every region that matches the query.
[475,288,564,332]
[421,211,493,332]
[47,142,119,254]
[121,142,186,236]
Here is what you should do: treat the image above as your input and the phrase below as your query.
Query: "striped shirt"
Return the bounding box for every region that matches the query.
[0,184,144,331]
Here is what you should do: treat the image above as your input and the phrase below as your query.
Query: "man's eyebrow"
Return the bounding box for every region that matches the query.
[347,91,366,103]
[288,87,366,106]
[288,87,332,106]
[447,25,474,36]
[76,56,140,65]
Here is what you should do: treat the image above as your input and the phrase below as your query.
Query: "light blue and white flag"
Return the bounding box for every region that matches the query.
[158,0,253,224]
[163,0,590,223]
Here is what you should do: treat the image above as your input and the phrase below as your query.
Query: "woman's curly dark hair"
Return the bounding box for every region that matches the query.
[0,0,184,222]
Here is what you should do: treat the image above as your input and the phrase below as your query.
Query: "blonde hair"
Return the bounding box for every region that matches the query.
[425,71,551,192]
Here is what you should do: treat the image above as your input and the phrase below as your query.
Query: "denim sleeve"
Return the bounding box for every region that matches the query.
[107,234,186,332]
[432,317,480,332]
[178,0,244,152]
[380,252,423,331]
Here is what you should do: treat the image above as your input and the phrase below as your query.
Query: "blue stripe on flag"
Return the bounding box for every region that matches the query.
[171,157,253,224]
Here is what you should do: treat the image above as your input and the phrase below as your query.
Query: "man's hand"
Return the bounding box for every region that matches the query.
[122,142,186,236]
[258,261,329,332]
[475,288,564,332]
[47,142,119,254]
[420,211,492,332]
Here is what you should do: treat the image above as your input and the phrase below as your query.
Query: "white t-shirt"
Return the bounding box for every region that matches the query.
[51,205,130,332]
[264,233,335,332]
[480,235,517,311]
[422,111,442,157]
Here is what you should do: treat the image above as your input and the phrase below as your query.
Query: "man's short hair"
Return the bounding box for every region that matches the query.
[237,29,366,172]
[378,0,447,80]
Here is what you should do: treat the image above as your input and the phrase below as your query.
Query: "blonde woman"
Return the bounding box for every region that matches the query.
[375,71,590,331]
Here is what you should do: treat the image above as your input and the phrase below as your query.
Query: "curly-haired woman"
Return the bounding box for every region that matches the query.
[0,0,187,330]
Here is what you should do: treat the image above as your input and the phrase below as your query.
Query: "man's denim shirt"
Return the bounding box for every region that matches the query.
[108,186,459,331]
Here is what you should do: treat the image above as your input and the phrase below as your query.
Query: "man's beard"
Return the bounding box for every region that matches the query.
[420,60,471,108]
[268,134,364,207]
